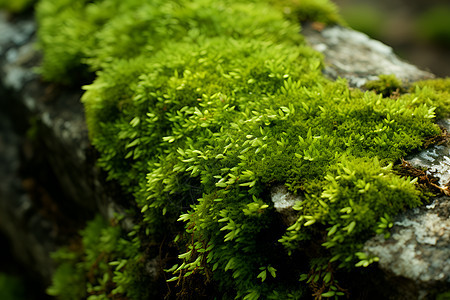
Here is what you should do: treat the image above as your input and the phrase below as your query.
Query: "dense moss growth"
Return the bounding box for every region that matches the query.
[36,0,307,84]
[36,0,450,299]
[410,78,450,119]
[363,74,404,97]
[270,0,344,26]
[365,76,450,119]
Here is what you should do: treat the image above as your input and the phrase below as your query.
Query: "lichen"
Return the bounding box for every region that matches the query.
[34,0,450,299]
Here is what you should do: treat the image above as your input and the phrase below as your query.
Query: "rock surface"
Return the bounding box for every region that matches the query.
[362,119,450,299]
[304,24,448,299]
[364,197,450,299]
[0,11,129,285]
[270,185,302,226]
[303,24,450,297]
[302,24,435,87]
[407,119,450,188]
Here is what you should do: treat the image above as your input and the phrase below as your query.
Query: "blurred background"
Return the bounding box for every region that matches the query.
[333,0,450,77]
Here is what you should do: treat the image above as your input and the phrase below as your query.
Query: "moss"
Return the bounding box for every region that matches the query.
[437,291,450,300]
[35,0,450,299]
[363,74,405,98]
[36,0,303,84]
[409,78,450,119]
[365,76,450,120]
[47,215,153,300]
[0,273,27,300]
[271,0,344,26]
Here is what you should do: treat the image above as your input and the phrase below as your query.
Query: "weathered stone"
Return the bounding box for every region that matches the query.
[364,197,450,299]
[0,11,130,285]
[406,119,450,188]
[359,119,450,299]
[302,24,435,87]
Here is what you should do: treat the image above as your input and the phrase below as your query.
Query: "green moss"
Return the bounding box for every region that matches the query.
[36,0,450,299]
[437,291,450,300]
[36,0,303,84]
[271,0,344,25]
[363,74,404,97]
[47,215,152,300]
[365,76,450,119]
[0,273,27,300]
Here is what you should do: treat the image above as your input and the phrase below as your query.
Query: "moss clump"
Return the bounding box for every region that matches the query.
[36,0,303,84]
[363,74,405,98]
[365,76,450,119]
[35,0,450,299]
[47,215,152,300]
[409,78,450,119]
[270,0,344,26]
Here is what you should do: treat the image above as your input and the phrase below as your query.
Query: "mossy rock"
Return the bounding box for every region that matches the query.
[35,0,450,299]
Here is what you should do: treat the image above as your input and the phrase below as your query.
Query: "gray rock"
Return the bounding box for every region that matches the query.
[271,185,302,226]
[360,118,450,299]
[0,11,130,285]
[303,25,435,87]
[364,197,450,299]
[406,119,450,189]
[0,12,58,283]
[293,23,450,300]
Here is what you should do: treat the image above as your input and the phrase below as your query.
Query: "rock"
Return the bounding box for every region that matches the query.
[0,11,57,285]
[361,119,450,299]
[406,119,450,189]
[364,197,450,300]
[302,24,435,87]
[0,11,129,285]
